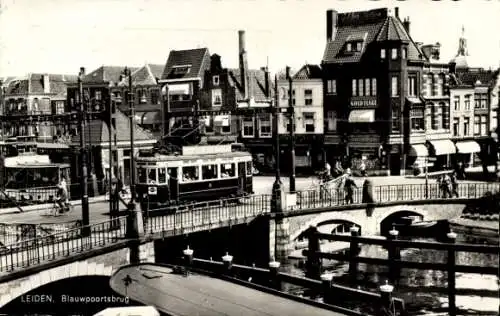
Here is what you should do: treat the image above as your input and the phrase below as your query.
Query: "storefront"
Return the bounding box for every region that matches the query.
[454,140,481,168]
[427,139,456,171]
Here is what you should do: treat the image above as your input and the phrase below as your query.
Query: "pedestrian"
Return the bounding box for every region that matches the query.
[442,174,452,198]
[344,176,357,204]
[362,179,374,204]
[450,171,459,197]
[360,160,367,177]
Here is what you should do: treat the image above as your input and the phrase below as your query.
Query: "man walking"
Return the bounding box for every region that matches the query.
[344,176,357,204]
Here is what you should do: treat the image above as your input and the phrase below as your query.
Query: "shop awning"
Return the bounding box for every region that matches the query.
[348,109,375,123]
[428,140,456,156]
[142,111,162,124]
[167,83,191,95]
[214,115,230,127]
[409,144,428,157]
[455,141,481,154]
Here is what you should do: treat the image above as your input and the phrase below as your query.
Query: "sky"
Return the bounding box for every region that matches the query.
[0,0,499,77]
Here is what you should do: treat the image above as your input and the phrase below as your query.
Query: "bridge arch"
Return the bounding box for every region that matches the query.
[0,260,116,308]
[290,212,364,242]
[379,210,425,237]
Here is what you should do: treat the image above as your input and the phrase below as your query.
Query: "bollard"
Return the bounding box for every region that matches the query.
[320,273,334,305]
[387,226,400,284]
[269,260,281,290]
[348,226,360,285]
[183,246,194,267]
[446,231,457,316]
[378,280,396,316]
[222,252,233,275]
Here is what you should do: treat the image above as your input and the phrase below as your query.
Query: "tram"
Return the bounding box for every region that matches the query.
[0,143,71,206]
[135,144,254,211]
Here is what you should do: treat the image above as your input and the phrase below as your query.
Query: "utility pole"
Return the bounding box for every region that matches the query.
[272,74,282,190]
[286,66,296,192]
[126,68,137,207]
[78,68,90,236]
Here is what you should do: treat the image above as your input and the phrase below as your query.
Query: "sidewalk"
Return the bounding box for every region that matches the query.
[0,195,108,216]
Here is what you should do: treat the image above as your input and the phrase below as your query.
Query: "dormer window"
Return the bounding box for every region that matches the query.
[345,41,363,53]
[356,42,362,51]
[346,43,352,52]
[213,75,220,86]
[172,65,191,76]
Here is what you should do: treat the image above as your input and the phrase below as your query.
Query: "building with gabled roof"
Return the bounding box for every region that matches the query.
[321,7,459,176]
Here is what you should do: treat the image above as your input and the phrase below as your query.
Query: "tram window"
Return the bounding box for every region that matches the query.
[167,167,177,179]
[158,168,167,183]
[246,161,252,176]
[138,168,147,183]
[202,164,218,180]
[220,163,235,178]
[182,166,199,182]
[147,168,157,183]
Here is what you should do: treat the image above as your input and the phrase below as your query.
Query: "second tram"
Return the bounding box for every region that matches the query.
[135,144,254,211]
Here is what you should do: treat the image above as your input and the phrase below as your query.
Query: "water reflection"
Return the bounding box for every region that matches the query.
[285,235,499,315]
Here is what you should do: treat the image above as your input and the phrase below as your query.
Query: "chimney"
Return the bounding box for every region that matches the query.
[238,30,250,100]
[79,67,85,76]
[394,7,399,18]
[43,74,50,94]
[403,17,410,34]
[261,67,270,97]
[326,9,338,42]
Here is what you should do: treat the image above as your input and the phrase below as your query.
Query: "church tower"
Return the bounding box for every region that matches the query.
[450,26,469,69]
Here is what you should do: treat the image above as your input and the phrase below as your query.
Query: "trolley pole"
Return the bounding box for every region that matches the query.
[78,68,90,236]
[286,66,296,192]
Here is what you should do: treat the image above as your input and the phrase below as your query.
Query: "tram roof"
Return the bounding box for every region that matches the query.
[136,150,251,163]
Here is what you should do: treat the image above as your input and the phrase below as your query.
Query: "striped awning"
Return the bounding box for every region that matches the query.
[455,141,481,154]
[409,144,428,157]
[429,140,456,156]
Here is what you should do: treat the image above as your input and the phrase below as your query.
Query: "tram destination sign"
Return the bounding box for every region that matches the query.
[350,97,377,108]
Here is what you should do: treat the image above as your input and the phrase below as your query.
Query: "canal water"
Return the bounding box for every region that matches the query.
[284,233,499,315]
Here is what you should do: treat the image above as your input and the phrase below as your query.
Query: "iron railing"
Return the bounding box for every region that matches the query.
[0,217,127,272]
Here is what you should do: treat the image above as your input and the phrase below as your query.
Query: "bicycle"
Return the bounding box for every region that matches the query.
[44,201,74,217]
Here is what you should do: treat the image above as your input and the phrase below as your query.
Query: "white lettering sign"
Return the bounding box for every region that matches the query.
[350,99,377,108]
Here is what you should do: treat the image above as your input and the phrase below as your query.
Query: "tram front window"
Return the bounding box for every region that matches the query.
[202,164,218,180]
[138,168,147,183]
[147,168,157,183]
[158,168,167,183]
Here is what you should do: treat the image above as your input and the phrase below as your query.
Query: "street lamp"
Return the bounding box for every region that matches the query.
[77,68,90,236]
[125,67,137,209]
[286,66,296,193]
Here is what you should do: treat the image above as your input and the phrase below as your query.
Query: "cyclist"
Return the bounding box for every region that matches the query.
[55,179,69,213]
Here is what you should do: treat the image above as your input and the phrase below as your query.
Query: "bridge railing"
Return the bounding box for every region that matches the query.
[295,182,500,210]
[146,194,272,234]
[0,217,127,273]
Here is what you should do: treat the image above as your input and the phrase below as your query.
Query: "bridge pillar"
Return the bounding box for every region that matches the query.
[305,225,321,279]
[126,204,145,264]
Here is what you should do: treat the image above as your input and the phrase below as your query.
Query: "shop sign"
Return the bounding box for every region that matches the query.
[350,97,377,108]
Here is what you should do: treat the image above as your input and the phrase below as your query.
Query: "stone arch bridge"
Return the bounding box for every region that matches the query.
[287,200,470,242]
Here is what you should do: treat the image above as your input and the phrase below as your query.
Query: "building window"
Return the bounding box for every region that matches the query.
[172,65,191,76]
[475,93,488,109]
[259,115,272,138]
[150,89,160,105]
[292,89,296,105]
[474,115,480,135]
[304,89,313,105]
[463,117,470,136]
[410,108,424,131]
[424,74,432,97]
[381,48,386,59]
[212,89,222,106]
[242,117,254,137]
[364,78,370,96]
[286,122,296,133]
[454,96,460,111]
[213,75,220,86]
[358,79,364,97]
[356,42,362,51]
[352,79,357,96]
[371,78,377,96]
[441,103,449,129]
[327,79,337,94]
[430,103,439,130]
[480,115,488,135]
[303,113,315,132]
[391,48,398,60]
[55,101,65,114]
[391,76,398,97]
[392,106,400,132]
[326,111,337,132]
[408,75,417,97]
[453,118,460,136]
[95,90,102,101]
[437,74,444,96]
[464,95,471,110]
[402,47,407,59]
[346,42,352,52]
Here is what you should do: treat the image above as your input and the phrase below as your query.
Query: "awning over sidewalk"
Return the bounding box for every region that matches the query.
[348,109,375,123]
[428,140,456,156]
[455,141,481,154]
[409,144,428,157]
